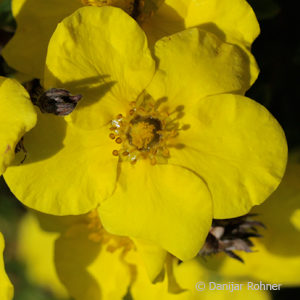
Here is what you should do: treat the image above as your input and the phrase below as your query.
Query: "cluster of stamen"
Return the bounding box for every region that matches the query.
[86,211,134,253]
[109,94,183,165]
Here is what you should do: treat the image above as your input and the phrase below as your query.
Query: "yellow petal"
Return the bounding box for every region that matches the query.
[17,213,68,298]
[142,0,259,85]
[0,77,37,175]
[142,0,259,48]
[45,6,155,130]
[168,94,287,218]
[99,161,212,260]
[4,111,118,215]
[0,233,14,300]
[133,238,167,282]
[147,28,254,110]
[2,0,82,78]
[55,223,131,300]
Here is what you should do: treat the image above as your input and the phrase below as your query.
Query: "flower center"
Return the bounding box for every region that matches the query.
[128,116,161,150]
[109,94,182,165]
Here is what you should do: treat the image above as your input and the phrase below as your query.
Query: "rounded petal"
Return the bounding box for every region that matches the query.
[142,0,260,85]
[17,213,68,298]
[147,28,253,110]
[2,0,82,78]
[0,233,14,300]
[168,94,287,218]
[45,6,155,130]
[0,77,37,175]
[55,224,131,300]
[142,0,259,48]
[4,111,118,215]
[99,161,212,261]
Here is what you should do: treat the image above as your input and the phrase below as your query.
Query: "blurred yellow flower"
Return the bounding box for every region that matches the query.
[17,211,273,300]
[17,214,69,299]
[0,232,13,300]
[203,162,300,286]
[0,76,37,175]
[3,0,259,82]
[4,7,287,260]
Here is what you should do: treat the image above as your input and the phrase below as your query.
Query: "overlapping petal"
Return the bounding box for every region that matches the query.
[147,27,253,106]
[0,233,13,300]
[3,0,82,78]
[4,0,259,84]
[99,161,212,260]
[44,6,155,130]
[142,0,260,48]
[167,93,287,218]
[0,76,37,174]
[4,111,118,215]
[142,0,260,85]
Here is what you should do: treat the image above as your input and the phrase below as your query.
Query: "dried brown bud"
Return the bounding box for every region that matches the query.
[36,88,82,116]
[199,214,265,263]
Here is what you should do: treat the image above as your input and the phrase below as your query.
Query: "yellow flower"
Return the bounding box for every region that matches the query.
[4,7,287,260]
[0,76,37,175]
[18,211,271,300]
[0,232,14,300]
[3,0,259,82]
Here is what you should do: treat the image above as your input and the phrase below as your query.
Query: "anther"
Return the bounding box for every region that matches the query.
[162,148,170,157]
[122,151,129,156]
[115,137,122,144]
[112,150,119,156]
[117,114,123,119]
[131,159,137,165]
[109,133,116,139]
[150,157,157,165]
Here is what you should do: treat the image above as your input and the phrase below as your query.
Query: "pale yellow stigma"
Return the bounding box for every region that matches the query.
[130,121,155,150]
[109,93,184,165]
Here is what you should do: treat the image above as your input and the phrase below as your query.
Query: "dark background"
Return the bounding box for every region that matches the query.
[0,0,300,299]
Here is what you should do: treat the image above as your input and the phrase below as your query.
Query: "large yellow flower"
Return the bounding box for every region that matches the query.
[0,76,37,175]
[3,0,259,82]
[4,7,287,260]
[0,232,13,300]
